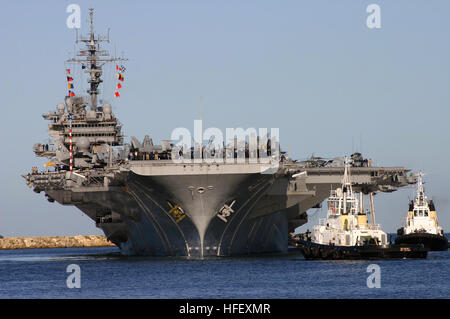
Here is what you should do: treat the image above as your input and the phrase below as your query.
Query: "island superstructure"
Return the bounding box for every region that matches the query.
[23,10,416,257]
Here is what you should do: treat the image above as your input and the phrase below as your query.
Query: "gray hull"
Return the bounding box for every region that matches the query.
[84,171,287,257]
[35,162,414,257]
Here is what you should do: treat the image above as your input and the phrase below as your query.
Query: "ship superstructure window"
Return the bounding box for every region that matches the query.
[346,201,353,214]
[64,123,116,128]
[328,200,340,214]
[415,209,427,217]
[65,133,116,137]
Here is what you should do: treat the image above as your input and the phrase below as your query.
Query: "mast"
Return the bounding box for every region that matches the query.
[342,158,353,193]
[416,172,425,206]
[369,192,376,226]
[367,159,376,226]
[66,8,127,111]
[360,192,364,214]
[69,114,73,172]
[342,158,352,215]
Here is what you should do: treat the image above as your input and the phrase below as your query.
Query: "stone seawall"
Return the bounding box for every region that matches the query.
[0,235,116,250]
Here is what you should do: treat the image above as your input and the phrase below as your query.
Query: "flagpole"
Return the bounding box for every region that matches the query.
[69,114,73,172]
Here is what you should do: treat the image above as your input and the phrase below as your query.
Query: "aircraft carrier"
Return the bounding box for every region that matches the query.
[23,10,416,257]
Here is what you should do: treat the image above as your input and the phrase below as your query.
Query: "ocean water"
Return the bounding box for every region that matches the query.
[0,245,448,299]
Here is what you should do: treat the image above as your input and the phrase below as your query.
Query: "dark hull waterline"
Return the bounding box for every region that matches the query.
[292,240,428,260]
[395,233,448,251]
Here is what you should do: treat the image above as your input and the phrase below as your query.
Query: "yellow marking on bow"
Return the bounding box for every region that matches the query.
[167,200,186,223]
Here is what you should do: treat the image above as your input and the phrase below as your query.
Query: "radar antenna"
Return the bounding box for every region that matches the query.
[66,8,127,111]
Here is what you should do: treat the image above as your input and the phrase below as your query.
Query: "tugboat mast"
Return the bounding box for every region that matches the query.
[342,158,353,216]
[67,8,127,111]
[416,172,426,206]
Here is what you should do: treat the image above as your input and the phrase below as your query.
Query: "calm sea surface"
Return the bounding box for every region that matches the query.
[0,243,448,299]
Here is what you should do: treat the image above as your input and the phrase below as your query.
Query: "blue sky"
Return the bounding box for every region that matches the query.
[0,1,449,236]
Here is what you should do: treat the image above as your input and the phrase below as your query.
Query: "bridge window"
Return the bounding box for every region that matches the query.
[346,202,352,213]
[328,201,338,213]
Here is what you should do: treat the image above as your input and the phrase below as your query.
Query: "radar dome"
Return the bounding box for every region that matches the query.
[103,104,112,114]
[57,103,65,114]
[77,137,90,152]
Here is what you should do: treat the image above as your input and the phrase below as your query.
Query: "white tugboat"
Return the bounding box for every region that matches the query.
[292,159,428,259]
[396,173,448,251]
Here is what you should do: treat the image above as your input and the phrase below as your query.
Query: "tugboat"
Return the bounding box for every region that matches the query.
[395,173,448,251]
[292,160,428,260]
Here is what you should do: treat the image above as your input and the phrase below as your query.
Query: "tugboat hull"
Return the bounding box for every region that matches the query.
[294,241,428,260]
[395,233,448,251]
